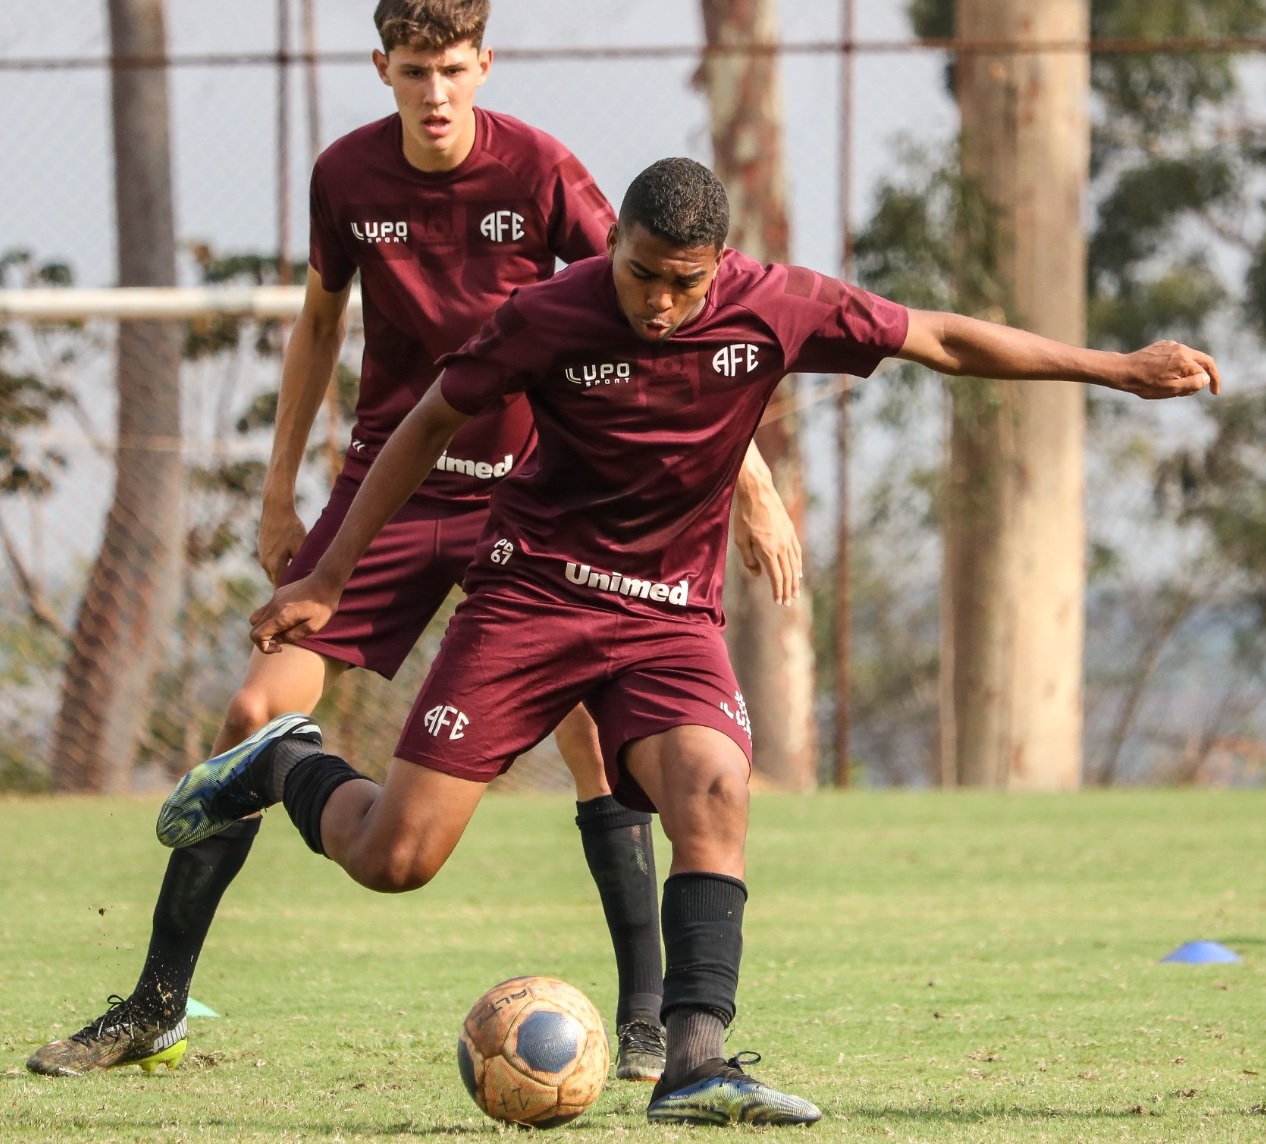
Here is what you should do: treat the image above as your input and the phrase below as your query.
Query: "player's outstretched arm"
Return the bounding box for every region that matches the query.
[897,309,1221,399]
[250,382,471,652]
[732,441,802,607]
[259,266,353,585]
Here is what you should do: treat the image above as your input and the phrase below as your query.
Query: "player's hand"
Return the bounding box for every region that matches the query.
[1117,341,1221,400]
[733,480,803,607]
[258,502,309,588]
[249,572,341,654]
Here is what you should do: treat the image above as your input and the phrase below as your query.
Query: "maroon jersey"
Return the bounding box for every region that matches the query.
[440,248,909,624]
[309,108,613,509]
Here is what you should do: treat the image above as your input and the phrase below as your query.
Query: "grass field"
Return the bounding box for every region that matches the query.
[1,789,1263,1142]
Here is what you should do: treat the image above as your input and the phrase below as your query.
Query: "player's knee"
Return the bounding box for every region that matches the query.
[221,687,275,745]
[359,841,441,893]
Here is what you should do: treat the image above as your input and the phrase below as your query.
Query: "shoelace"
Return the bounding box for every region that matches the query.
[719,1050,762,1077]
[618,1019,667,1055]
[71,995,134,1046]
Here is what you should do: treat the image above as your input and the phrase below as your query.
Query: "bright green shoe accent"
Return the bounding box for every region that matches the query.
[137,1038,188,1073]
[646,1052,822,1126]
[156,712,320,848]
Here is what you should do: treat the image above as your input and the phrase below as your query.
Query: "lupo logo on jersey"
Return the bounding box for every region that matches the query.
[564,362,632,388]
[713,343,760,377]
[480,210,525,243]
[350,220,409,244]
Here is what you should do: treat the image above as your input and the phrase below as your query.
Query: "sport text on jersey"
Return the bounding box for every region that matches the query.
[565,562,689,607]
[350,220,409,243]
[434,452,514,479]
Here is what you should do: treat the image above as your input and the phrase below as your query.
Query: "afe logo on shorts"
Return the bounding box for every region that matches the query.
[720,690,751,738]
[423,703,469,740]
[480,210,525,243]
[350,220,409,243]
[712,343,760,377]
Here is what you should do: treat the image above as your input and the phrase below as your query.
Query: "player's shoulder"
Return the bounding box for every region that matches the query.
[314,115,398,176]
[476,108,585,187]
[502,255,611,323]
[716,249,842,310]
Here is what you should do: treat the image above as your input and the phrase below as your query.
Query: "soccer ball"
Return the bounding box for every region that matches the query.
[457,975,609,1127]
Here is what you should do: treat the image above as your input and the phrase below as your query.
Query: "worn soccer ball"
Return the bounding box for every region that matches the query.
[457,975,609,1127]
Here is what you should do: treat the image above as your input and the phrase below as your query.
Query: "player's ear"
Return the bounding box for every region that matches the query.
[372,49,391,85]
[606,224,619,259]
[477,47,493,84]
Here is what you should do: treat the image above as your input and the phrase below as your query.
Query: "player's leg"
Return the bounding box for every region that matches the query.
[555,705,666,1081]
[26,646,339,1078]
[158,586,598,890]
[587,625,820,1125]
[625,725,820,1126]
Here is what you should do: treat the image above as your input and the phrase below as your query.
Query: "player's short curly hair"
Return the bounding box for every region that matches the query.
[618,158,730,251]
[373,0,490,53]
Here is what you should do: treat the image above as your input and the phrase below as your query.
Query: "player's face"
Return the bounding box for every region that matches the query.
[373,41,491,172]
[606,222,723,342]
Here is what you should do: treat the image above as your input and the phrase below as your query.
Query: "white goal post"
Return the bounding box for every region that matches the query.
[0,285,363,322]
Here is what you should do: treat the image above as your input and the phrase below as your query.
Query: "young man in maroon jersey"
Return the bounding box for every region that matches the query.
[155,156,1218,1124]
[27,3,799,1081]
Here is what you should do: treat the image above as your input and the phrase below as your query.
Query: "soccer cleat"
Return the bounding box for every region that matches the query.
[26,996,188,1077]
[615,1017,667,1081]
[156,712,321,848]
[646,1051,822,1126]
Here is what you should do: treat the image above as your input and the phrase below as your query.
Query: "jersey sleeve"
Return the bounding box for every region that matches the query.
[439,292,543,415]
[545,151,616,264]
[764,264,909,377]
[307,162,356,293]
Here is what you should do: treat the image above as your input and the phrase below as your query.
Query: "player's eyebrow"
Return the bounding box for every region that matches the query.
[629,259,708,286]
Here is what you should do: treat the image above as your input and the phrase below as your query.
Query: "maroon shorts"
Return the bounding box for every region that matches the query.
[279,471,488,679]
[394,583,753,811]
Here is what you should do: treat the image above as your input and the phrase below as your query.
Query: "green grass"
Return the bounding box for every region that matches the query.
[1,790,1263,1142]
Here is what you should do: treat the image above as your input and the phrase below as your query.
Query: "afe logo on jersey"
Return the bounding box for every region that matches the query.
[350,220,409,243]
[565,362,632,387]
[480,210,525,243]
[423,704,468,740]
[713,343,760,377]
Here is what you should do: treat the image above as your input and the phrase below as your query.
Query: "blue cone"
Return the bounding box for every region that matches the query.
[1160,941,1241,965]
[186,997,221,1017]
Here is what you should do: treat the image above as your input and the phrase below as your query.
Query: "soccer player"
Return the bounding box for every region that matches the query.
[26,2,799,1081]
[155,156,1219,1125]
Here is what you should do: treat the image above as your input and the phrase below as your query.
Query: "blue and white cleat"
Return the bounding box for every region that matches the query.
[156,713,320,848]
[646,1052,822,1126]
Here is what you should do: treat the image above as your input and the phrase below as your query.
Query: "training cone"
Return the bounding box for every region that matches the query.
[186,997,221,1017]
[1160,941,1241,965]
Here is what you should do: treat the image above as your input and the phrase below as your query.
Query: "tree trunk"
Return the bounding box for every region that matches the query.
[943,0,1088,789]
[698,0,817,791]
[50,0,182,792]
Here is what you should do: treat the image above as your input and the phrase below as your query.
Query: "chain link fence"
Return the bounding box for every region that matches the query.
[2,1,1264,790]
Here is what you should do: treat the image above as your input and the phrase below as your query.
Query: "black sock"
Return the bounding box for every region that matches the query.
[130,817,261,1020]
[664,1008,727,1083]
[281,753,366,856]
[660,871,746,1077]
[575,795,664,1027]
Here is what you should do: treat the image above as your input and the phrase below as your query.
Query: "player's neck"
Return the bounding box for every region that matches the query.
[400,113,479,174]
